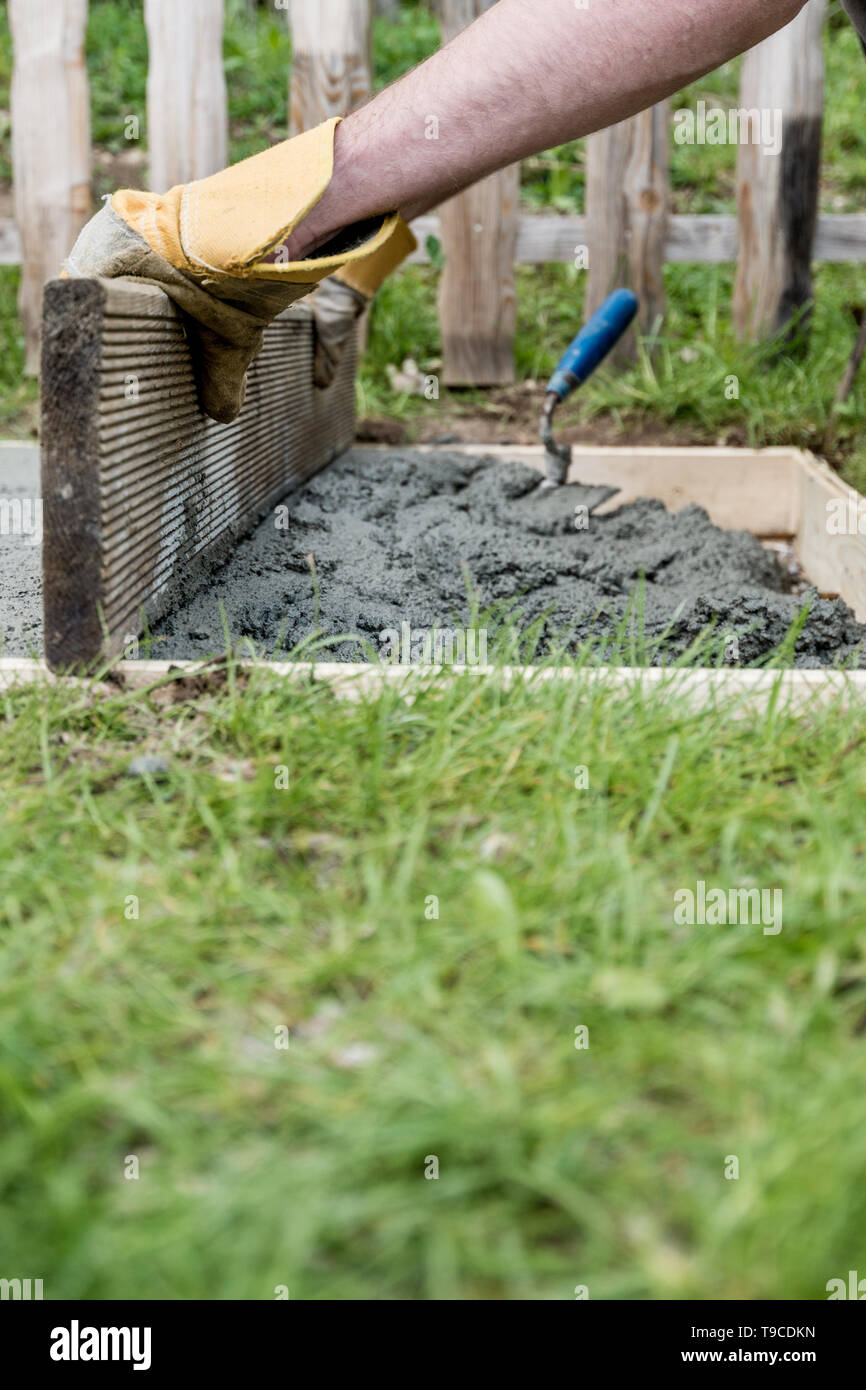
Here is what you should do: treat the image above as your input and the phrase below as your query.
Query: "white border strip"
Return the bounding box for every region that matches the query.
[2,658,865,710]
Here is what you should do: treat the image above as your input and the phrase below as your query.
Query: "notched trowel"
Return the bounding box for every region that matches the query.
[539,288,639,508]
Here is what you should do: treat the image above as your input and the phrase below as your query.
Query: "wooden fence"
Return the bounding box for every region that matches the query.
[5,0,861,383]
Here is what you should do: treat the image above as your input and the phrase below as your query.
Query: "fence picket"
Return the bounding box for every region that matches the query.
[9,0,91,373]
[585,103,670,363]
[734,0,827,342]
[289,0,373,134]
[144,0,227,192]
[438,0,519,386]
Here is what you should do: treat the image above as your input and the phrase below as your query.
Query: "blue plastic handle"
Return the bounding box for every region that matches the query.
[546,289,639,402]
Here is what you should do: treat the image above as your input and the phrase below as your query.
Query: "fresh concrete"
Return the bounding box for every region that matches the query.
[0,444,42,659]
[154,449,866,668]
[6,444,866,667]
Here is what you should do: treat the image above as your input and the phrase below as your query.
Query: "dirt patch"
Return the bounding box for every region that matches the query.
[153,448,866,668]
[358,396,724,451]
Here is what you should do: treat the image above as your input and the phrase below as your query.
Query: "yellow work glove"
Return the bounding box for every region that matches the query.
[311,219,417,389]
[63,117,411,423]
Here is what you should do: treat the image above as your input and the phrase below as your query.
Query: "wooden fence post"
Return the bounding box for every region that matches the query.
[584,102,670,362]
[144,0,227,192]
[289,0,373,136]
[288,1,373,354]
[9,0,91,374]
[438,0,519,386]
[734,0,827,342]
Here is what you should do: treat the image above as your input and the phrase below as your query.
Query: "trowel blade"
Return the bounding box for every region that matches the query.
[576,481,620,512]
[536,440,619,510]
[535,477,620,512]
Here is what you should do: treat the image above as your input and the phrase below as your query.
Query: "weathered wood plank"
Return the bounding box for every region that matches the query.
[9,0,91,374]
[585,103,670,359]
[437,171,520,386]
[4,657,866,713]
[144,0,227,191]
[795,451,866,620]
[288,1,374,350]
[408,213,866,266]
[4,211,866,276]
[289,0,372,134]
[437,0,519,386]
[40,279,356,672]
[734,0,827,342]
[623,103,670,338]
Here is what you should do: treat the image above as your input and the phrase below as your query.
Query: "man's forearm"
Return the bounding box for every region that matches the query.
[288,0,807,259]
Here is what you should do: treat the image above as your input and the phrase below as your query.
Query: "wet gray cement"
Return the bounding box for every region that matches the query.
[0,481,43,659]
[150,448,866,668]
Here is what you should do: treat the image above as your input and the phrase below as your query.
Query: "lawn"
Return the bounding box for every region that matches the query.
[1,659,866,1299]
[1,0,866,1303]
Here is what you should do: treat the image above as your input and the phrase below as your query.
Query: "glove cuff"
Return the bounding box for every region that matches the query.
[111,119,409,288]
[334,216,418,299]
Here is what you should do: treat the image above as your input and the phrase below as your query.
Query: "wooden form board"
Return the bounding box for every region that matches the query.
[40,278,356,673]
[4,657,866,713]
[796,450,866,619]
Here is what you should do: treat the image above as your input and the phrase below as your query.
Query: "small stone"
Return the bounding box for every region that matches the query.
[294,1001,345,1041]
[478,831,520,862]
[127,755,170,779]
[330,1041,380,1070]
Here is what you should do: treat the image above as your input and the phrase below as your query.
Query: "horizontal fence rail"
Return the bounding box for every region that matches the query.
[407,213,866,267]
[4,213,866,273]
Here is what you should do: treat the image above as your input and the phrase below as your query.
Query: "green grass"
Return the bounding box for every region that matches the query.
[374,0,440,88]
[1,657,866,1299]
[3,1,866,1303]
[0,266,36,435]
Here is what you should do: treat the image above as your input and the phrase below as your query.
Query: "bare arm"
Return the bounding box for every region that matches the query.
[286,0,808,258]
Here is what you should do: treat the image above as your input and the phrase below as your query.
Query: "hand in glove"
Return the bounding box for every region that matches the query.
[63,117,411,423]
[311,219,417,389]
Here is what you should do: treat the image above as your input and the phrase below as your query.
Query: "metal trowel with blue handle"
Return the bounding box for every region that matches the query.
[539,288,639,503]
